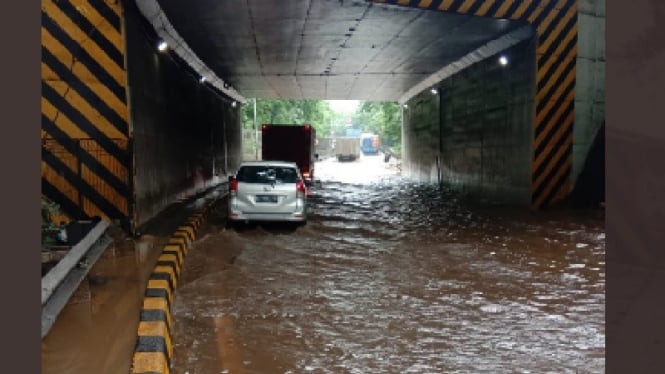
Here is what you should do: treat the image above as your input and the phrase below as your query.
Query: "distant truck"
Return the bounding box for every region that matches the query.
[261,124,317,184]
[334,137,360,162]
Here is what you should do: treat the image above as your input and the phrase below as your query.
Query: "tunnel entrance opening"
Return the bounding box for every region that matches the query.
[239,98,403,165]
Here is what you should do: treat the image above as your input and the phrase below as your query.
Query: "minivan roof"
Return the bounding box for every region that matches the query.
[238,161,298,168]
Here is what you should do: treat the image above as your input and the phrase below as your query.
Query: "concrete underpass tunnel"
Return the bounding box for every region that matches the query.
[40,0,605,232]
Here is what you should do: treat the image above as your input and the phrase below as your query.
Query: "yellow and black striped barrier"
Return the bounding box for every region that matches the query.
[41,0,132,221]
[130,199,221,374]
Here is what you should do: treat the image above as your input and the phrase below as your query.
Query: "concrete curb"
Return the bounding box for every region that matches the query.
[129,197,222,374]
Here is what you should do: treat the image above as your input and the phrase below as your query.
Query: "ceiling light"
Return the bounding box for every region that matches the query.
[403,104,408,109]
[157,40,168,52]
[431,88,438,95]
[499,55,508,66]
[199,76,206,83]
[231,101,237,108]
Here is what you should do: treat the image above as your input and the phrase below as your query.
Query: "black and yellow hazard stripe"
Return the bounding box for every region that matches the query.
[531,0,577,209]
[41,0,130,220]
[373,0,578,208]
[131,198,222,374]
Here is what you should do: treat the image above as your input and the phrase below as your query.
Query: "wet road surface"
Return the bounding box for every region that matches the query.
[172,154,605,374]
[41,190,224,374]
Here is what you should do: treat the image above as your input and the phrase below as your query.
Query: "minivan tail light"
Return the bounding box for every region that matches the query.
[296,180,306,195]
[229,177,238,195]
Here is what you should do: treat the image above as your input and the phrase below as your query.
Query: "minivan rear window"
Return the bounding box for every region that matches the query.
[237,166,299,184]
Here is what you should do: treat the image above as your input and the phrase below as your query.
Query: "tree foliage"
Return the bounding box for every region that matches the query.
[240,99,402,152]
[353,101,402,148]
[241,99,344,137]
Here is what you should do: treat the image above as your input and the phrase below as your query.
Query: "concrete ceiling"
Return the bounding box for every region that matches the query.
[154,0,529,102]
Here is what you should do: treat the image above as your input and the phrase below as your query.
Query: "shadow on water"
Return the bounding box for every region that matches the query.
[228,221,304,235]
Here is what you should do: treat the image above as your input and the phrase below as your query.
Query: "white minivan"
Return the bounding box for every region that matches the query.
[227,161,308,226]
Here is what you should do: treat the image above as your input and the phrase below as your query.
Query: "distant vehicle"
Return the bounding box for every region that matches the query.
[334,137,360,162]
[227,161,308,226]
[360,133,380,155]
[261,124,317,184]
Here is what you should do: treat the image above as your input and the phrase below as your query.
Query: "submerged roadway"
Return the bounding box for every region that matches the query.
[42,153,605,374]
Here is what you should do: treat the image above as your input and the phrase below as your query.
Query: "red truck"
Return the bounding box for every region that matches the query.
[261,124,317,184]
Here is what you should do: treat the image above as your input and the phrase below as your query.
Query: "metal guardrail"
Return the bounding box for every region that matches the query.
[41,220,113,339]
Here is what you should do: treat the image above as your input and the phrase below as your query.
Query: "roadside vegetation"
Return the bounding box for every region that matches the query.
[240,99,402,158]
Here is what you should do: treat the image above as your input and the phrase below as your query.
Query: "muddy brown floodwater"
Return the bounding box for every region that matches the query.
[41,232,165,374]
[172,154,605,374]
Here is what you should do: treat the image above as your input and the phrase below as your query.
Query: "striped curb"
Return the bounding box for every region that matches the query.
[129,197,222,374]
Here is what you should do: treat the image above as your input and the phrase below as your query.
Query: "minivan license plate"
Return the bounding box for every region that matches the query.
[256,195,278,203]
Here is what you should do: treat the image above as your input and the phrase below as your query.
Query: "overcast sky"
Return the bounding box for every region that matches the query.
[326,100,359,114]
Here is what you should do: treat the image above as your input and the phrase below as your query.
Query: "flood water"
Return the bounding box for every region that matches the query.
[40,232,164,374]
[40,196,216,374]
[172,154,606,374]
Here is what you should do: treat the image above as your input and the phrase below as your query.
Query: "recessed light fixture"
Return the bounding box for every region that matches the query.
[157,40,168,52]
[499,55,508,66]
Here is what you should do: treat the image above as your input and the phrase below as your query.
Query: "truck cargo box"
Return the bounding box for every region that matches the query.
[261,124,317,183]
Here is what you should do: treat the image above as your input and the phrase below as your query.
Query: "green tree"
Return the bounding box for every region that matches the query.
[241,99,347,137]
[240,99,401,151]
[353,101,401,149]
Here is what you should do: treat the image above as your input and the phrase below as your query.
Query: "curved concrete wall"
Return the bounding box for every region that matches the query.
[124,0,242,227]
[403,37,537,206]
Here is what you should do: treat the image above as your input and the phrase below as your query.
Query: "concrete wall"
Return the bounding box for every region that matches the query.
[574,0,606,186]
[402,89,441,182]
[403,36,537,205]
[124,1,242,226]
